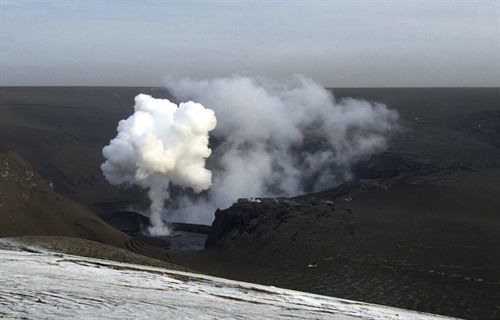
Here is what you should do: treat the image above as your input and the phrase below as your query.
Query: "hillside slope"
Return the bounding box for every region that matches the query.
[0,150,129,246]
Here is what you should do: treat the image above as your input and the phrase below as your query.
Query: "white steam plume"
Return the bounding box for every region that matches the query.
[100,94,216,235]
[163,75,399,225]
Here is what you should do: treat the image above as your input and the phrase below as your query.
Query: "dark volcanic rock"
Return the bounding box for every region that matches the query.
[206,197,296,248]
[206,207,256,248]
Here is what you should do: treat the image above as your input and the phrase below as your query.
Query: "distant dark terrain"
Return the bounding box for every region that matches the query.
[0,87,499,319]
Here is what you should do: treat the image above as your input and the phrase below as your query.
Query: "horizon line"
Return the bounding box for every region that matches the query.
[0,85,499,89]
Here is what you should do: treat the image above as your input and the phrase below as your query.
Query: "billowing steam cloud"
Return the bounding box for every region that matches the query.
[162,75,399,225]
[101,94,216,235]
[102,75,399,231]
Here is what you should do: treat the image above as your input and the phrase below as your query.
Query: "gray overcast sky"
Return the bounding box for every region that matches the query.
[0,0,499,87]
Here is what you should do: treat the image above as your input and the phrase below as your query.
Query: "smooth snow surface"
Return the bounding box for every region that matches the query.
[0,248,458,319]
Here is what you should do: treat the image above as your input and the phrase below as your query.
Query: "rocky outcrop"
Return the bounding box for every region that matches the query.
[205,193,355,249]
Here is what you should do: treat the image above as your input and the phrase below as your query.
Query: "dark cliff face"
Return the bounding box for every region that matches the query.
[206,202,265,248]
[205,193,355,250]
[207,179,390,251]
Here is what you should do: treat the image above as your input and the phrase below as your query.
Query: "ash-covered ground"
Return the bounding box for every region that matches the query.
[1,87,499,319]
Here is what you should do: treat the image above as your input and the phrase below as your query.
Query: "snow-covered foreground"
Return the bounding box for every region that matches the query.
[0,247,458,319]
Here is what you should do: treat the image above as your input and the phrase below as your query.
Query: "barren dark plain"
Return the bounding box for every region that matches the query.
[1,87,499,319]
